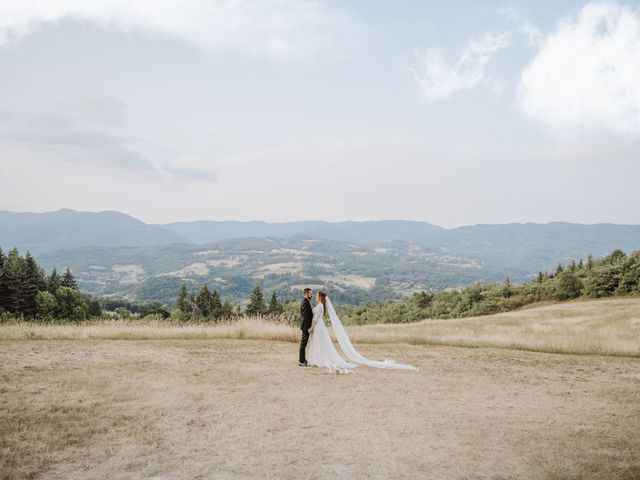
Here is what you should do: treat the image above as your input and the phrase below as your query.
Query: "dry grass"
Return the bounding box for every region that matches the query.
[347,298,640,357]
[1,339,639,480]
[2,298,639,357]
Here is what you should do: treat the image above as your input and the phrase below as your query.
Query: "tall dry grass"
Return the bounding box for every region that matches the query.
[1,298,639,357]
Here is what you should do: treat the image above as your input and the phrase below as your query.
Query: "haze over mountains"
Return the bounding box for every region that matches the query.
[1,209,639,305]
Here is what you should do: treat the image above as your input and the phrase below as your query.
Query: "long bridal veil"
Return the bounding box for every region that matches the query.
[326,297,418,371]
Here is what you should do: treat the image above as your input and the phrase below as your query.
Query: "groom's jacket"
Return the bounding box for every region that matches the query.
[300,298,313,331]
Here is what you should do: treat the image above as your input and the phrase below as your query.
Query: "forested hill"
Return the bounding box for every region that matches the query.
[1,210,639,306]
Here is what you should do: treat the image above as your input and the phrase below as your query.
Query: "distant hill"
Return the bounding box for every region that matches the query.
[2,209,639,305]
[0,209,189,254]
[158,220,446,244]
[421,222,640,276]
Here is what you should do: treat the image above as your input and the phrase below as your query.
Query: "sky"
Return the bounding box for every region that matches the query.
[0,0,639,228]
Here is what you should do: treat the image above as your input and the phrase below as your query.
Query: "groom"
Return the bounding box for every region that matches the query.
[298,287,313,366]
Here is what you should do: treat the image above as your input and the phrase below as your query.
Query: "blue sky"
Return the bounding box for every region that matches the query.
[0,0,638,227]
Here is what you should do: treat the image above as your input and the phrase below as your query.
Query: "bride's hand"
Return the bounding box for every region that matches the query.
[308,327,314,333]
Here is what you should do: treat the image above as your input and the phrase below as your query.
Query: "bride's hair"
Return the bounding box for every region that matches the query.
[317,291,328,318]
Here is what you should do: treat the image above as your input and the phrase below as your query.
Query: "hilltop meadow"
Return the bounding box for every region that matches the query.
[2,298,639,480]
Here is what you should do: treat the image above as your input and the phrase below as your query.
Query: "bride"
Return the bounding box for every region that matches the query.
[306,291,417,371]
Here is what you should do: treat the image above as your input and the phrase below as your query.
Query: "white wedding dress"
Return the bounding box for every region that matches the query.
[306,297,418,371]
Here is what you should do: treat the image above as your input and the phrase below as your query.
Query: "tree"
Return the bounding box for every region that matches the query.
[36,291,57,319]
[246,285,266,316]
[502,277,512,298]
[221,300,235,318]
[0,247,8,311]
[586,254,594,270]
[47,268,61,294]
[23,252,44,317]
[196,284,212,316]
[267,291,283,315]
[555,270,582,300]
[55,286,88,321]
[60,268,77,289]
[3,248,27,314]
[176,284,189,313]
[555,263,564,275]
[209,289,223,319]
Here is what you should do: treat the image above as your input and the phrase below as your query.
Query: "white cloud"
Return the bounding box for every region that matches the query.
[518,1,640,136]
[498,6,543,47]
[0,0,343,58]
[410,31,511,101]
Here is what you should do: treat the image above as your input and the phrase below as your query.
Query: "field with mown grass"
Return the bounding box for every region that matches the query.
[1,298,639,479]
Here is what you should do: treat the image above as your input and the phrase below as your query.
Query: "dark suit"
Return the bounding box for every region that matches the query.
[299,297,313,363]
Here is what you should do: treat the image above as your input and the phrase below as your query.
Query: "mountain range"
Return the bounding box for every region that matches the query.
[1,209,639,305]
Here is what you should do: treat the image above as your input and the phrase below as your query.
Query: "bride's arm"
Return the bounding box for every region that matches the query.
[311,305,323,328]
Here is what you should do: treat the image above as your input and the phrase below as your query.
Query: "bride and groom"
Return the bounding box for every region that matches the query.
[298,288,417,371]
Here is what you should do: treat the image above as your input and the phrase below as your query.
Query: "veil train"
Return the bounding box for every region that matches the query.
[326,297,418,371]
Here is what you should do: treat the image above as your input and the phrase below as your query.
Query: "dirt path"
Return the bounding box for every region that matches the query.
[2,340,639,479]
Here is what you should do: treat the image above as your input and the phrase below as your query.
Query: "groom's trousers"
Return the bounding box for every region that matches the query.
[299,330,310,363]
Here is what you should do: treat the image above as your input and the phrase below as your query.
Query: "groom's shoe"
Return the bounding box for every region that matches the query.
[298,361,308,367]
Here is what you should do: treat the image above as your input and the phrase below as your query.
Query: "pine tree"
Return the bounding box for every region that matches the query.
[47,268,61,294]
[267,291,283,314]
[586,254,594,270]
[555,263,564,275]
[23,252,44,317]
[537,271,544,284]
[176,284,189,313]
[246,285,266,316]
[3,248,27,314]
[209,290,223,319]
[196,284,211,317]
[0,247,8,311]
[60,268,77,289]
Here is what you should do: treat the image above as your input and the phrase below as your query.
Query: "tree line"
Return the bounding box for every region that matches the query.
[338,248,640,324]
[3,246,638,324]
[0,247,101,320]
[173,284,285,321]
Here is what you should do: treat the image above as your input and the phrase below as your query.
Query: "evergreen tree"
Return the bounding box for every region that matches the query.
[176,284,189,313]
[267,291,283,314]
[60,268,77,289]
[555,263,564,275]
[3,248,27,314]
[537,271,544,284]
[586,255,594,270]
[23,252,44,317]
[196,284,212,316]
[246,285,266,315]
[209,289,223,319]
[47,268,61,294]
[0,247,8,311]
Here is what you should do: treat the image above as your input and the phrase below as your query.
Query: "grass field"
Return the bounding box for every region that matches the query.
[1,298,639,479]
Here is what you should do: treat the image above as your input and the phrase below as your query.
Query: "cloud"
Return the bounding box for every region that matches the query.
[498,6,543,47]
[0,0,344,58]
[0,110,156,173]
[0,109,217,181]
[410,31,511,101]
[517,1,640,136]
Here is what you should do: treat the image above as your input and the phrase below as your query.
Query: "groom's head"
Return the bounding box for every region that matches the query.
[303,288,312,299]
